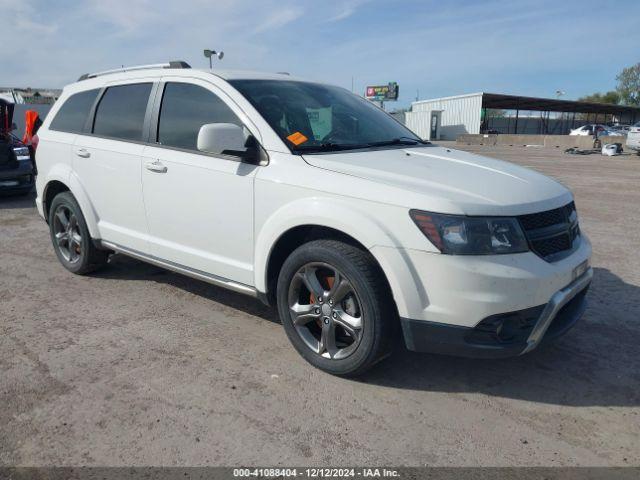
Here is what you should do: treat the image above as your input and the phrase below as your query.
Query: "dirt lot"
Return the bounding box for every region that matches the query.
[1,144,639,467]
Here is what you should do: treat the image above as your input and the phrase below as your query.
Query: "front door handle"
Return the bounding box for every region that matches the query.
[74,148,90,158]
[145,160,167,173]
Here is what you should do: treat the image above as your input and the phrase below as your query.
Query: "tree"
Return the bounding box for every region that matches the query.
[578,91,621,105]
[616,63,640,106]
[486,108,507,118]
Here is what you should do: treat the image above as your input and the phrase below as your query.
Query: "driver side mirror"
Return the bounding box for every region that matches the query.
[197,123,266,165]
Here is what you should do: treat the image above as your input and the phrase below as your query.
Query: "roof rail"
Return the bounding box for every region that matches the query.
[78,60,191,81]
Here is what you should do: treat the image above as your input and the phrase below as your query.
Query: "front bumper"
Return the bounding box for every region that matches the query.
[401,267,592,358]
[0,161,35,195]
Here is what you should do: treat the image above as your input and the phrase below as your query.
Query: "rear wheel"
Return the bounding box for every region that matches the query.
[277,239,397,376]
[48,192,109,274]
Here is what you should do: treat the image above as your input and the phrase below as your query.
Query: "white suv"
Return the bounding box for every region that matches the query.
[35,61,592,375]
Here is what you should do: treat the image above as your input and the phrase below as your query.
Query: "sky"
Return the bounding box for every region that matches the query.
[2,0,639,108]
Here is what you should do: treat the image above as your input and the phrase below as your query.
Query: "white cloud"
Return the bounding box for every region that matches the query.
[254,7,304,33]
[0,0,57,35]
[327,0,370,22]
[84,0,160,35]
[14,17,57,34]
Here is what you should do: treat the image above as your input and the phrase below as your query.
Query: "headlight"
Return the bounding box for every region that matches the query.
[409,210,529,255]
[13,146,31,161]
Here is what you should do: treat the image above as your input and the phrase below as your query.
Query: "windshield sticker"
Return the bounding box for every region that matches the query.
[286,131,308,146]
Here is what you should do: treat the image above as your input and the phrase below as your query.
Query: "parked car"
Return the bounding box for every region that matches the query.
[602,129,625,137]
[569,124,608,136]
[35,62,592,375]
[609,124,631,135]
[0,98,35,196]
[627,121,640,154]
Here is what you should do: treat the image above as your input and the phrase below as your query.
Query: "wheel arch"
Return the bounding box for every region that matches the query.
[255,200,418,317]
[43,180,70,222]
[262,225,368,303]
[42,170,100,238]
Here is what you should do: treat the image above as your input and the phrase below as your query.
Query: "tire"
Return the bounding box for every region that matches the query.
[48,191,109,274]
[277,239,397,376]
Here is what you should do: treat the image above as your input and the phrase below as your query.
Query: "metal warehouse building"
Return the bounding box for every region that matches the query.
[405,92,640,140]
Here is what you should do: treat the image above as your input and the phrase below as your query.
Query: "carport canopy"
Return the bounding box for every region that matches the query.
[482,92,640,119]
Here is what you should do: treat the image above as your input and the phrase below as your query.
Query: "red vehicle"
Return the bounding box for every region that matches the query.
[0,98,35,196]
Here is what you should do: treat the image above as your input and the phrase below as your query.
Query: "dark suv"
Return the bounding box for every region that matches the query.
[0,98,35,196]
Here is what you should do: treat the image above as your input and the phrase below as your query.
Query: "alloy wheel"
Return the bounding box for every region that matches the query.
[52,205,83,263]
[288,262,363,359]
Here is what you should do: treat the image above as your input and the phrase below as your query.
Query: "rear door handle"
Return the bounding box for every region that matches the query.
[145,160,168,173]
[74,148,90,158]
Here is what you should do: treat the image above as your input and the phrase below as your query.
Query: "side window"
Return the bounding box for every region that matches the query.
[93,83,152,141]
[157,82,242,151]
[49,89,99,133]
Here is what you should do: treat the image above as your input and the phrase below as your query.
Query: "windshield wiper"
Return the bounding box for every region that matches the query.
[365,137,431,147]
[294,137,430,153]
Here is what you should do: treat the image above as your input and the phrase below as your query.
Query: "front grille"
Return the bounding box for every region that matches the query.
[520,206,567,230]
[519,202,579,261]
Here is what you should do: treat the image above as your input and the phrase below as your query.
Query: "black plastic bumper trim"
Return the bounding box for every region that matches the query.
[400,283,590,359]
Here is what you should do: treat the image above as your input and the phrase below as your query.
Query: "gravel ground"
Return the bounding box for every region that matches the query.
[1,144,639,467]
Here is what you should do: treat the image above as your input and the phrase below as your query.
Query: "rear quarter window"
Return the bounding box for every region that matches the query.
[49,89,100,133]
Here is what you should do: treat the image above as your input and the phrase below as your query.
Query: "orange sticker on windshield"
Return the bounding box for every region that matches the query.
[287,131,308,145]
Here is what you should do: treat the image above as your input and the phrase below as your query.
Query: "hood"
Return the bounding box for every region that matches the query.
[302,146,573,216]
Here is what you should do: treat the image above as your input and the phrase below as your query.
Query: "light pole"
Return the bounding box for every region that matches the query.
[204,49,224,69]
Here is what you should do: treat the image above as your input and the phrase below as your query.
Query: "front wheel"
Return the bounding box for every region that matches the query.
[277,239,397,376]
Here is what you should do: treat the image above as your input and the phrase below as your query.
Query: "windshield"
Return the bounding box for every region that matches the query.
[230,80,424,153]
